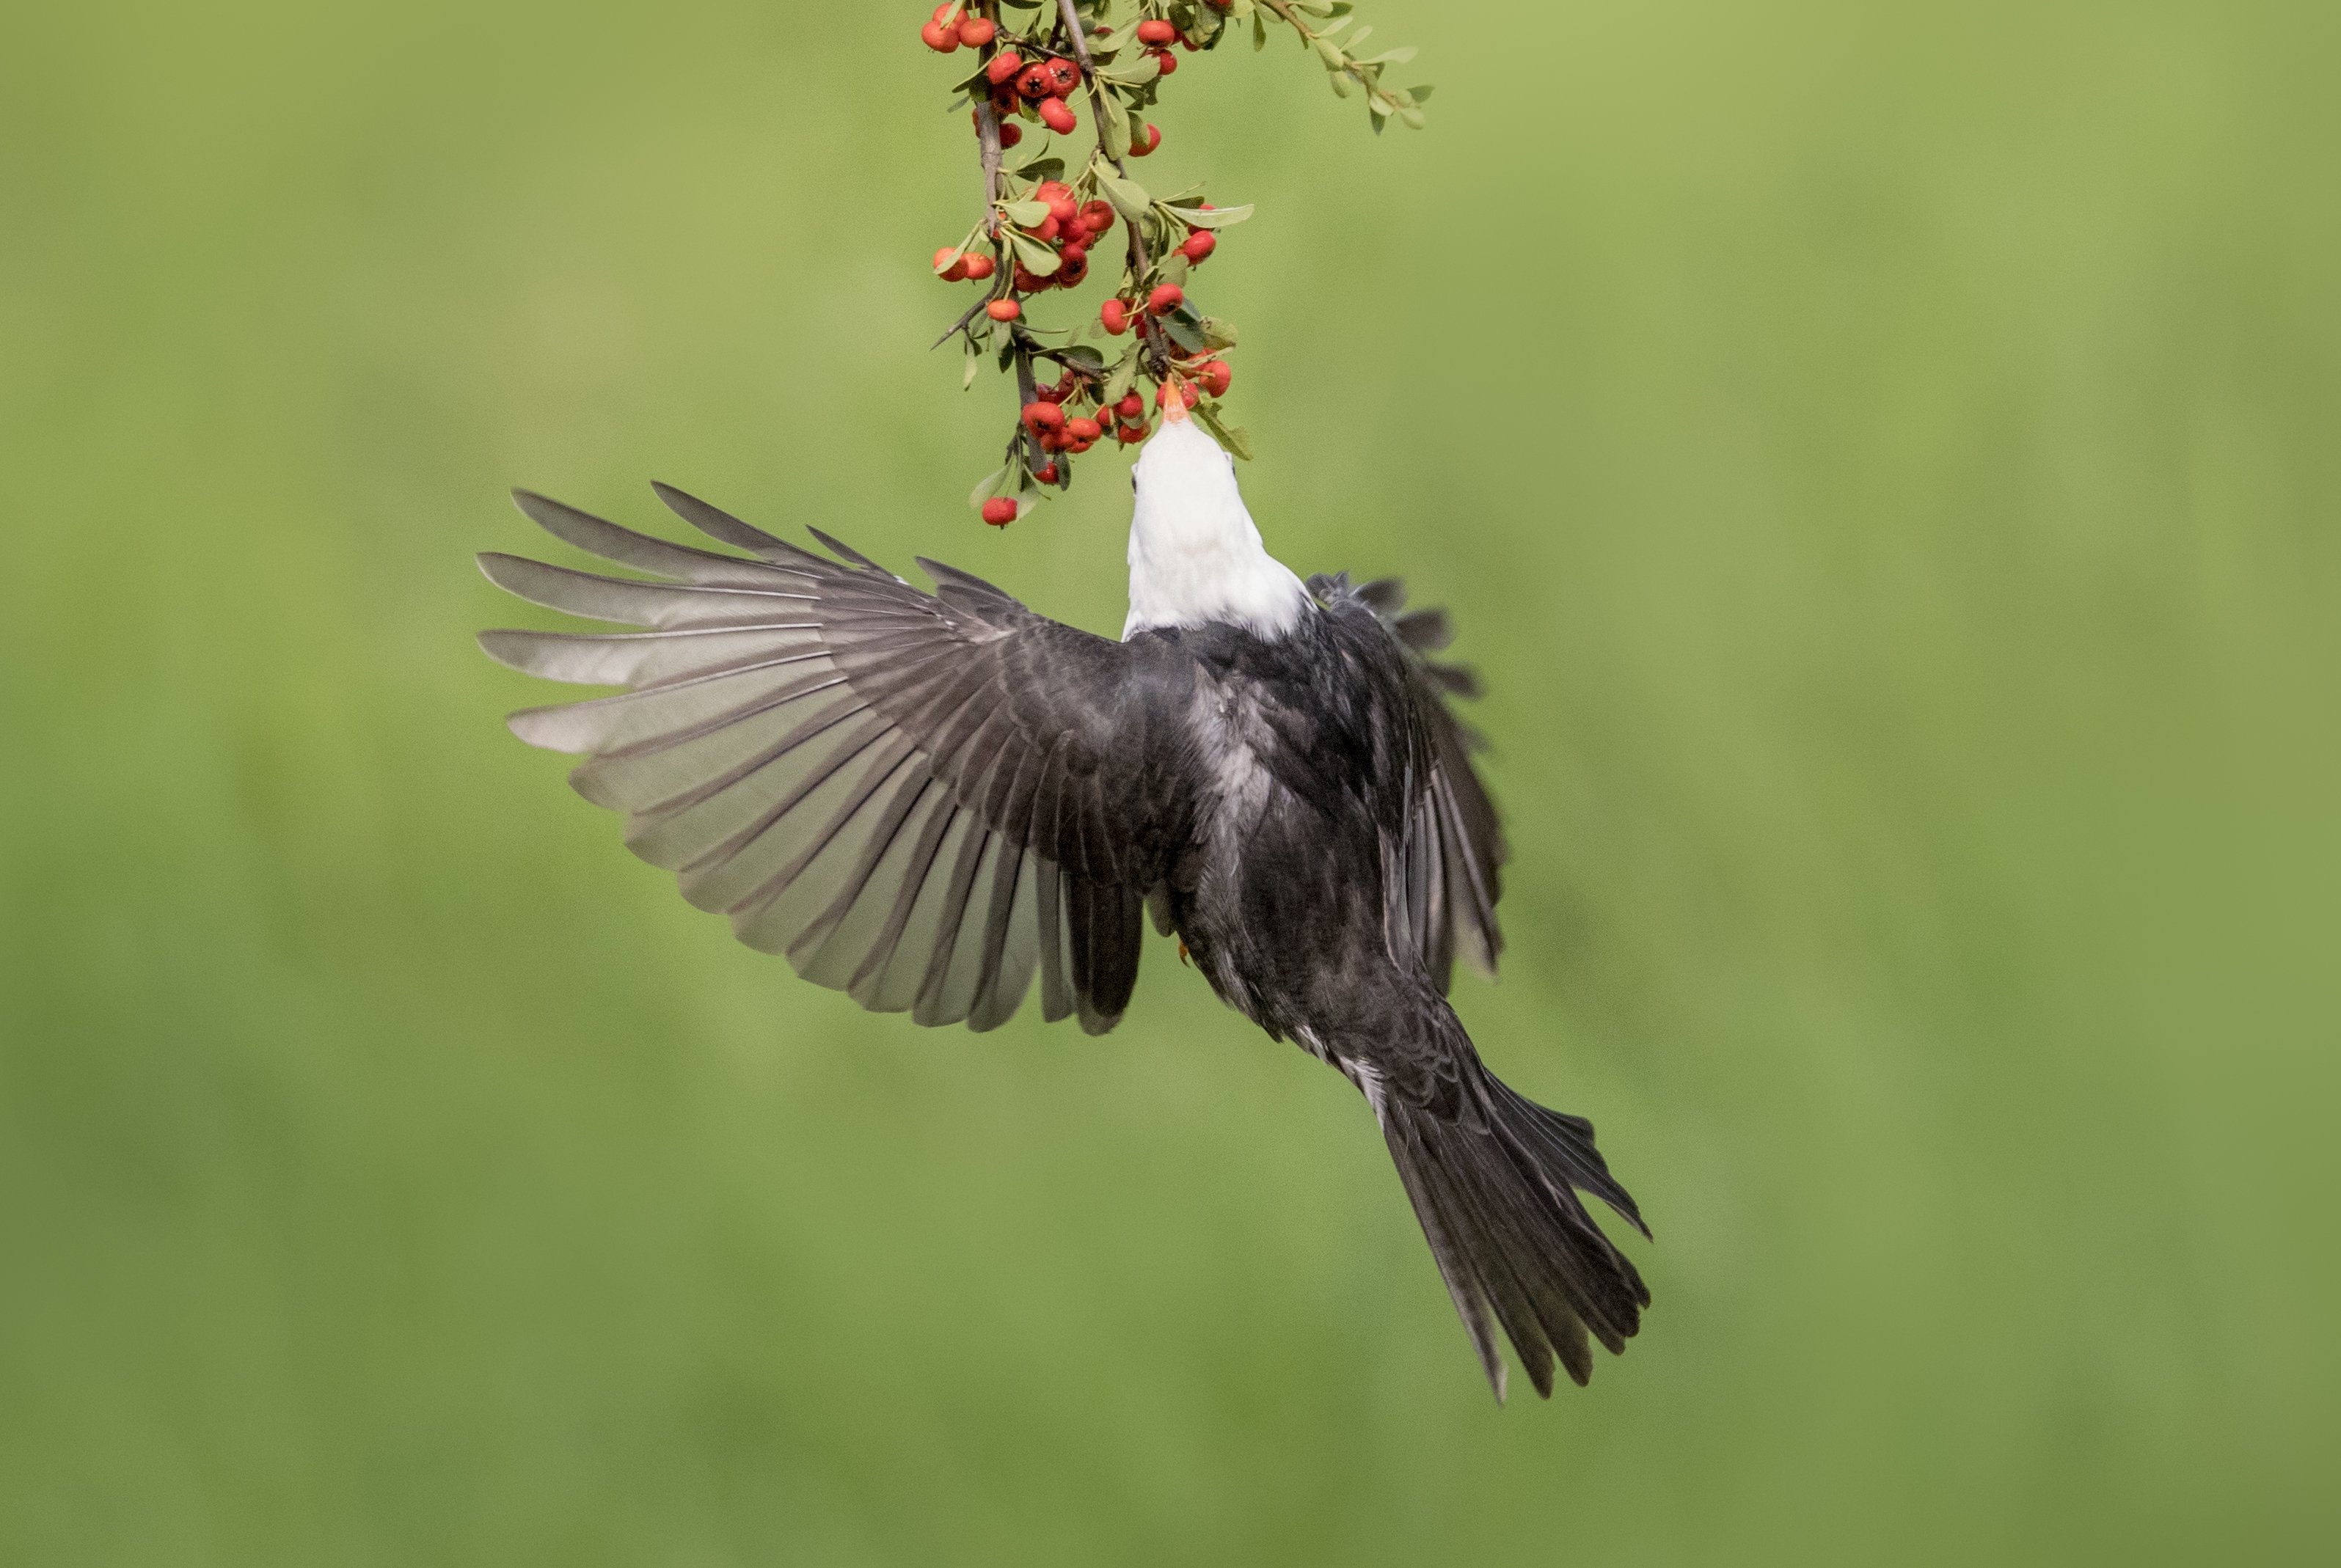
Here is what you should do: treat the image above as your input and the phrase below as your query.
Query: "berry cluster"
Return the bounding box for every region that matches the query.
[919,1,1428,525]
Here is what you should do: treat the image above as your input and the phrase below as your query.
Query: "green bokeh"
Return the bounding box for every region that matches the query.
[4,1,2334,1561]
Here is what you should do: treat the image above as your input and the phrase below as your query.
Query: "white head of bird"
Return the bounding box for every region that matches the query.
[1124,405,1310,642]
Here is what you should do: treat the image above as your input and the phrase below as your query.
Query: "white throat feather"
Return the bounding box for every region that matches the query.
[1123,411,1310,641]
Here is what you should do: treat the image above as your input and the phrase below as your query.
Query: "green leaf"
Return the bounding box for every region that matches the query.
[969,466,1007,509]
[1326,67,1351,98]
[1161,305,1208,354]
[1058,345,1107,370]
[1000,199,1051,227]
[1095,166,1153,222]
[1253,12,1268,49]
[1199,316,1239,349]
[1193,403,1255,460]
[1009,231,1062,274]
[1398,104,1426,130]
[1357,45,1417,65]
[1010,154,1066,182]
[1103,348,1139,406]
[1098,54,1161,87]
[1313,37,1345,68]
[1409,84,1435,102]
[1156,252,1190,288]
[1100,90,1131,155]
[1174,202,1255,229]
[962,338,982,389]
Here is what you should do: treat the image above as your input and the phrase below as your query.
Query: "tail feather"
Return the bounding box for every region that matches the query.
[1369,1049,1649,1402]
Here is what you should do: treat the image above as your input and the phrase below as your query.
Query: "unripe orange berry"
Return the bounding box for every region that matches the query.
[1147,283,1183,315]
[921,20,959,53]
[986,50,1024,85]
[1038,97,1077,134]
[962,252,996,280]
[957,16,996,46]
[986,298,1020,321]
[1100,298,1130,335]
[982,497,1017,526]
[1136,18,1176,45]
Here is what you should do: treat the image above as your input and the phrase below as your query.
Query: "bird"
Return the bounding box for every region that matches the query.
[475,405,1650,1400]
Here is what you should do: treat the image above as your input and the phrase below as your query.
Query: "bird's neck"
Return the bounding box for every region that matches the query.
[1123,491,1310,641]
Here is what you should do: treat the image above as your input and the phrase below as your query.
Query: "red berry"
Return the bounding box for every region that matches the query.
[1100,298,1130,335]
[1136,18,1176,45]
[1066,416,1103,442]
[1038,97,1077,134]
[1117,423,1149,444]
[962,252,996,280]
[1022,400,1066,433]
[997,122,1023,148]
[920,20,958,52]
[1151,48,1178,76]
[1155,380,1199,411]
[1045,59,1081,94]
[1129,123,1161,157]
[1181,230,1216,263]
[986,51,1024,84]
[957,16,996,46]
[1059,240,1087,265]
[1034,461,1059,483]
[934,246,969,281]
[1044,194,1078,225]
[986,298,1020,321]
[931,1,958,20]
[1016,65,1052,98]
[1080,200,1115,234]
[1029,213,1059,242]
[982,497,1018,526]
[1147,283,1183,315]
[1116,392,1145,420]
[1057,253,1089,287]
[1197,359,1232,398]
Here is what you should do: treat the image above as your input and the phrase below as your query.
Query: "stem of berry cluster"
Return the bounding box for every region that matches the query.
[1054,0,1168,373]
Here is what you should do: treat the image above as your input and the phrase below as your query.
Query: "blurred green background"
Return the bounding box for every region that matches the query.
[4,0,2335,1561]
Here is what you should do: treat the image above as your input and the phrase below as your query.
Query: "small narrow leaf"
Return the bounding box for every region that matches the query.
[1176,202,1255,229]
[1358,45,1417,65]
[968,466,1007,509]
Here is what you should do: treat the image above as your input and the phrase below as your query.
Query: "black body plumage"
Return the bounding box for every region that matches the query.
[478,481,1649,1400]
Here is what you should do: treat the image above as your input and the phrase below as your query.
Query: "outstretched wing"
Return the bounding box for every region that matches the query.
[478,485,1186,1034]
[1330,574,1508,992]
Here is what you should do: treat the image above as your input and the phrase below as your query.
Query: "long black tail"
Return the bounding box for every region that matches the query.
[1359,1025,1650,1401]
